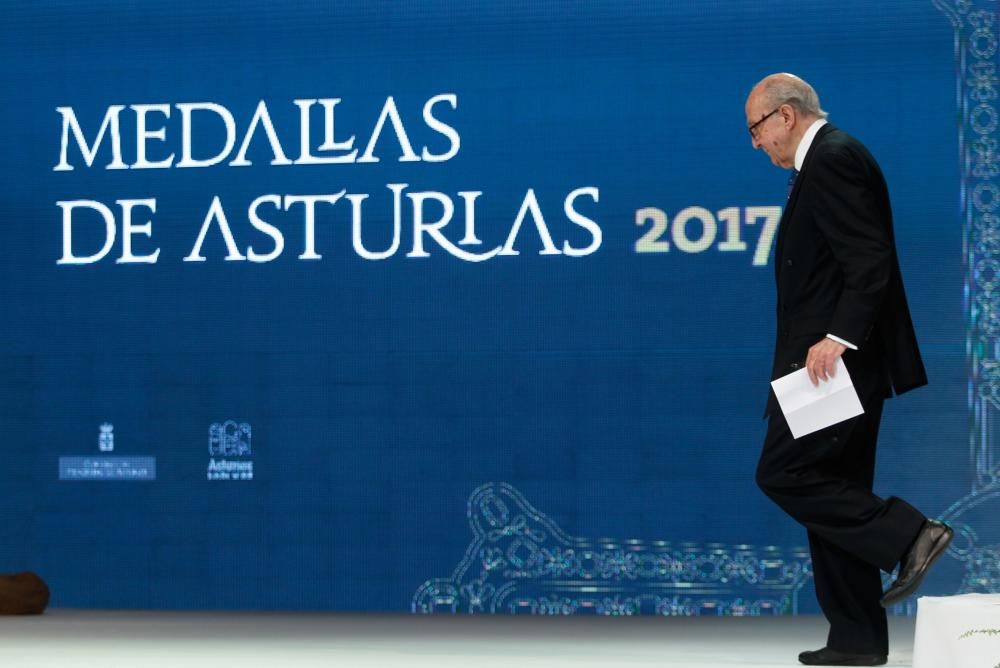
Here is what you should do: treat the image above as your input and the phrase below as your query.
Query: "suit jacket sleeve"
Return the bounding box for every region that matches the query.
[809,143,893,346]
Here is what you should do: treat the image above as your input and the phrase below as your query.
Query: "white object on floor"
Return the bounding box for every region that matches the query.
[913,594,1000,668]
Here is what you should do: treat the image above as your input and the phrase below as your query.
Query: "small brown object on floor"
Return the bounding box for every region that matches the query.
[0,572,50,615]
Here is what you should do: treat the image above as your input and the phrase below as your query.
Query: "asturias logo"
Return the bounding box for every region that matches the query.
[207,420,254,481]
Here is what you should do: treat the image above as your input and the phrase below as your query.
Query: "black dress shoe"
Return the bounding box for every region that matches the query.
[880,518,954,607]
[798,646,887,666]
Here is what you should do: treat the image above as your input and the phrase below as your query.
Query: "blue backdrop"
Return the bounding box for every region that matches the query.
[0,0,993,614]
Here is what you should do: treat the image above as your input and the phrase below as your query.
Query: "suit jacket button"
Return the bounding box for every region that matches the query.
[785,259,793,266]
[790,362,799,369]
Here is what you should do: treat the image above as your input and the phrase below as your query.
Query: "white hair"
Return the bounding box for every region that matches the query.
[758,73,828,119]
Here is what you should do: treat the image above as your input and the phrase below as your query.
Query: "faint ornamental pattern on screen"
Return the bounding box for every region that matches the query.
[933,0,1000,597]
[412,483,811,616]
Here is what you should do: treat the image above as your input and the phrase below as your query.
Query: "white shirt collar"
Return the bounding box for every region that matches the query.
[794,118,828,171]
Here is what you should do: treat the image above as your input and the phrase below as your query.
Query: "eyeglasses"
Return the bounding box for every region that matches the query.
[747,107,781,139]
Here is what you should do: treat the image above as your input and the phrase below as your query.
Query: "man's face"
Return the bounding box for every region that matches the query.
[745,94,794,169]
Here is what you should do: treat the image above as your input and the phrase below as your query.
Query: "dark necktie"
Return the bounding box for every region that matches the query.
[787,169,799,199]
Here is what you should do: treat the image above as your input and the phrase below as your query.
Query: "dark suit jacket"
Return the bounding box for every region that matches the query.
[765,124,927,417]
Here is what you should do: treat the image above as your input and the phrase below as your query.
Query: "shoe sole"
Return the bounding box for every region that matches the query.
[799,659,887,666]
[880,526,954,607]
[798,653,887,666]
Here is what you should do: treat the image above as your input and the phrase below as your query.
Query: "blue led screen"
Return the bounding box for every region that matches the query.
[0,0,991,613]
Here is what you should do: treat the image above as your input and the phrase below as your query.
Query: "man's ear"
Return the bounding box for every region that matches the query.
[781,104,796,128]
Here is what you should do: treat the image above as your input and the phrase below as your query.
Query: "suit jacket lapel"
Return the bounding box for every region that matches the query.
[773,124,836,279]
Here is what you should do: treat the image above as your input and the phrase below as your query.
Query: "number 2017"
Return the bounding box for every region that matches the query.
[634,205,782,266]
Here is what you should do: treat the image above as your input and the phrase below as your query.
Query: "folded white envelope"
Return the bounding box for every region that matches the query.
[770,358,864,439]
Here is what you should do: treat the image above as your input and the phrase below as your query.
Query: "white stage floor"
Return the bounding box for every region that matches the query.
[0,611,916,667]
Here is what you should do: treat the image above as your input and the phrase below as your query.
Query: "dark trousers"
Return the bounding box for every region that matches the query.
[756,395,925,654]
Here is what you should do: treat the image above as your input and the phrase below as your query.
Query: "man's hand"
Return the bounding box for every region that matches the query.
[806,337,847,386]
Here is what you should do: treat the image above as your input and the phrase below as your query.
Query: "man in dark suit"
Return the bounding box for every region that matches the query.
[745,73,953,666]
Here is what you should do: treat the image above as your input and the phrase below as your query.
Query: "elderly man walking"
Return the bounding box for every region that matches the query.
[745,73,952,666]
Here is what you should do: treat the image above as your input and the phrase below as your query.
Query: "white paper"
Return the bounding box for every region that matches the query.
[769,358,864,438]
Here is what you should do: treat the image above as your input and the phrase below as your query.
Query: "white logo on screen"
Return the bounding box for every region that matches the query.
[208,421,251,456]
[207,421,253,481]
[98,422,114,452]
